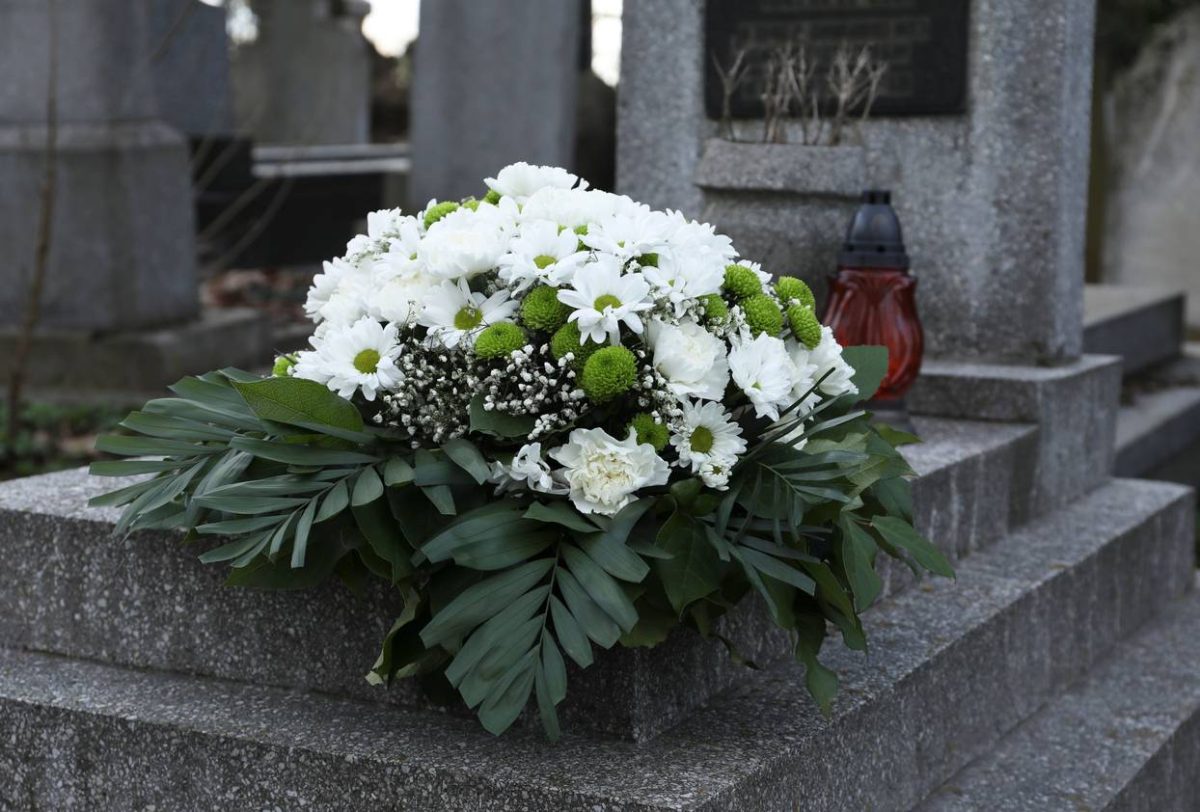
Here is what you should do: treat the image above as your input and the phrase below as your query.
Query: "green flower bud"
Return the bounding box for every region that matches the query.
[520,285,571,333]
[484,189,502,205]
[788,304,822,349]
[549,322,599,366]
[272,354,296,377]
[580,345,638,403]
[629,413,669,452]
[775,276,815,310]
[423,201,459,229]
[722,264,763,299]
[460,197,481,211]
[699,294,729,324]
[473,322,527,359]
[743,294,784,337]
[637,252,659,268]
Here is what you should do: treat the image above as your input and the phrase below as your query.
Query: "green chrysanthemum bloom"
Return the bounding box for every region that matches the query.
[549,322,599,366]
[743,294,784,337]
[520,286,571,333]
[629,413,668,452]
[637,252,659,268]
[699,293,729,324]
[723,264,763,299]
[483,189,502,205]
[775,276,815,310]
[460,197,481,211]
[271,354,296,377]
[474,322,527,359]
[788,304,822,349]
[580,346,638,402]
[423,201,459,229]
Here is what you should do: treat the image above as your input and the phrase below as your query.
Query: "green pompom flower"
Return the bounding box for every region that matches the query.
[723,264,762,299]
[775,276,815,310]
[788,304,822,349]
[460,197,481,211]
[474,322,527,359]
[629,413,669,452]
[549,322,598,366]
[699,294,729,324]
[271,354,296,377]
[520,286,571,333]
[743,294,784,337]
[483,189,502,205]
[423,201,459,229]
[580,346,638,402]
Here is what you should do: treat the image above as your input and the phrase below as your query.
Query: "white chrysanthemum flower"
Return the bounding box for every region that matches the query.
[807,326,858,398]
[497,219,586,291]
[419,279,517,348]
[489,442,567,495]
[646,319,729,401]
[305,258,353,322]
[418,208,510,280]
[367,208,408,241]
[519,187,624,228]
[642,246,726,314]
[699,459,734,490]
[292,317,402,401]
[667,215,738,262]
[557,255,653,344]
[317,270,372,328]
[549,428,669,516]
[368,267,441,326]
[728,331,797,421]
[485,162,584,204]
[581,209,674,260]
[670,401,746,475]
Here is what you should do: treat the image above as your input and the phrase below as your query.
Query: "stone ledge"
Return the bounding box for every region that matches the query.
[0,418,1035,742]
[1083,283,1184,376]
[0,479,1192,810]
[1116,385,1200,479]
[694,139,890,197]
[918,578,1200,812]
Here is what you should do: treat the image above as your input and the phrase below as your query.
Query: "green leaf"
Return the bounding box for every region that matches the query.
[874,423,921,447]
[446,587,548,689]
[469,394,537,438]
[316,479,350,522]
[230,437,377,466]
[561,544,638,632]
[193,495,310,515]
[366,585,423,686]
[421,484,456,516]
[841,345,889,403]
[555,567,621,648]
[232,376,365,436]
[351,466,385,507]
[420,559,554,648]
[840,519,883,611]
[352,497,411,582]
[89,459,188,477]
[292,496,319,568]
[549,595,593,667]
[871,516,954,578]
[95,434,221,458]
[736,545,817,594]
[653,511,721,616]
[524,501,599,534]
[383,456,415,486]
[478,652,536,735]
[577,530,650,583]
[442,438,491,484]
[794,611,838,715]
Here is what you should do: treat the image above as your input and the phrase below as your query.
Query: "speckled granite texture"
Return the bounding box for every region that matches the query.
[0,479,1192,810]
[0,417,1035,742]
[920,579,1200,812]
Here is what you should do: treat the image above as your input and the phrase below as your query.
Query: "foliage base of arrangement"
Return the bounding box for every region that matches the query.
[93,163,951,739]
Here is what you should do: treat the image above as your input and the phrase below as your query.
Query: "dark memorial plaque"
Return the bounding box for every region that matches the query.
[705,0,969,119]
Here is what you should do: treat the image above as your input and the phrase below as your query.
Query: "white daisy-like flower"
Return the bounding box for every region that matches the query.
[667,215,738,263]
[581,209,674,260]
[549,427,669,516]
[305,258,353,323]
[316,270,372,328]
[642,245,726,315]
[699,459,734,490]
[366,208,407,241]
[670,401,746,474]
[418,278,517,348]
[497,219,586,292]
[489,442,567,495]
[368,266,441,326]
[519,187,623,229]
[557,255,653,345]
[292,316,402,401]
[806,326,858,398]
[728,331,798,421]
[646,319,729,401]
[418,207,511,280]
[485,162,584,204]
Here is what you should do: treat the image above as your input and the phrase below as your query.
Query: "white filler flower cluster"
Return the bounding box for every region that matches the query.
[287,163,857,516]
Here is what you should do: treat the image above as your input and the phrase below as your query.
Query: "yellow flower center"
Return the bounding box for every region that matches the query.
[593,294,622,312]
[690,426,715,454]
[454,305,483,330]
[353,348,381,374]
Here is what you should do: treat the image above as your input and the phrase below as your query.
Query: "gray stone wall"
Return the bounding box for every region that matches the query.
[618,0,1095,365]
[147,0,236,138]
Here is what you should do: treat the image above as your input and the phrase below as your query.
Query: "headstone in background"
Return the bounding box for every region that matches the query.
[619,0,1096,365]
[409,0,583,207]
[147,0,236,139]
[0,0,199,333]
[1101,7,1200,334]
[233,0,371,146]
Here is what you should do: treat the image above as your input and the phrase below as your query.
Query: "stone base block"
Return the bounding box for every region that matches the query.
[0,121,198,332]
[1084,283,1185,375]
[909,355,1122,517]
[0,306,272,393]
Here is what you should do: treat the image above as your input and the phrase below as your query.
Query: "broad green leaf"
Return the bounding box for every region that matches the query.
[653,512,721,616]
[421,484,456,515]
[736,545,817,594]
[840,519,883,611]
[232,376,365,435]
[95,434,220,458]
[230,437,377,466]
[794,611,838,715]
[469,394,537,438]
[535,656,562,742]
[366,584,423,686]
[89,459,187,478]
[578,530,650,583]
[420,559,554,648]
[445,587,548,688]
[193,495,310,515]
[352,497,411,582]
[561,544,638,632]
[119,411,236,442]
[478,652,537,735]
[874,423,921,447]
[871,516,954,578]
[351,466,385,507]
[524,501,599,534]
[199,531,272,564]
[549,595,593,667]
[442,438,491,484]
[292,496,319,568]
[383,456,415,486]
[555,567,621,648]
[841,345,889,403]
[316,479,350,522]
[196,515,285,535]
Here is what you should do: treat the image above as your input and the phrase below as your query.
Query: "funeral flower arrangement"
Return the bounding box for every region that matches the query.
[93,163,950,738]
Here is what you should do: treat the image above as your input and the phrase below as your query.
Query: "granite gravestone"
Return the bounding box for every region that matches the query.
[147,0,236,139]
[619,0,1095,365]
[409,0,583,207]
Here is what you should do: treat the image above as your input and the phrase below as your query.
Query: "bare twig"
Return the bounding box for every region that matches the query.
[826,44,886,146]
[6,0,59,466]
[711,47,749,141]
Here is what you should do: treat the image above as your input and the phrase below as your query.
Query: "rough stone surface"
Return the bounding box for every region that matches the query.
[0,418,1035,743]
[233,0,371,146]
[618,0,1094,364]
[0,479,1191,810]
[1084,283,1184,375]
[918,580,1200,812]
[408,0,581,207]
[1116,385,1200,479]
[909,355,1122,516]
[0,306,270,392]
[1102,7,1200,332]
[147,0,235,137]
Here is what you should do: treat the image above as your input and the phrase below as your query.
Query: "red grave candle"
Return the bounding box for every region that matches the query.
[822,190,924,404]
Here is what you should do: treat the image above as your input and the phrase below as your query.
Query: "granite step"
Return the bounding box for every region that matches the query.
[0,478,1192,811]
[917,577,1200,812]
[1114,349,1200,485]
[1084,284,1185,376]
[0,417,1036,742]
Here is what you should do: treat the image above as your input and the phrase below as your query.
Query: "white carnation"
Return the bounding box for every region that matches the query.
[485,162,583,203]
[549,428,669,515]
[418,208,510,280]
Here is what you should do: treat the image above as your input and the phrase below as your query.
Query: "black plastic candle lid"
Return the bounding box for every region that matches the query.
[837,189,911,270]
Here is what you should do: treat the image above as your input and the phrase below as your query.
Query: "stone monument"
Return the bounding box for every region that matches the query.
[146,0,236,139]
[409,0,583,207]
